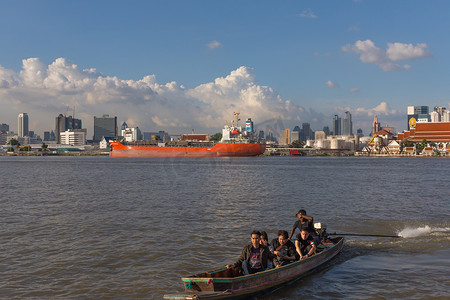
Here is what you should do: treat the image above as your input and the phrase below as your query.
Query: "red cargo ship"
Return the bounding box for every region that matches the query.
[109,113,266,157]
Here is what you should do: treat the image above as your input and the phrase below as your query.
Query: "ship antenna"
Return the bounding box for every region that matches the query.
[233,112,240,127]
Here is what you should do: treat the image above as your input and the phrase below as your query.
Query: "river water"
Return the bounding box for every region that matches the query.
[0,156,448,299]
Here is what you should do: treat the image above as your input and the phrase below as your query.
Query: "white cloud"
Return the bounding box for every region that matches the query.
[349,87,359,93]
[0,58,307,136]
[325,80,338,88]
[207,40,223,49]
[297,9,317,18]
[334,101,404,134]
[342,40,431,71]
[386,42,431,61]
[352,101,401,117]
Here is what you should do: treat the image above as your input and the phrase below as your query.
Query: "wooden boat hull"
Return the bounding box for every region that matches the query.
[164,237,344,299]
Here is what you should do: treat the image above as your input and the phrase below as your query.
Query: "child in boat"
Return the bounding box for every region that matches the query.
[259,231,274,269]
[295,228,317,260]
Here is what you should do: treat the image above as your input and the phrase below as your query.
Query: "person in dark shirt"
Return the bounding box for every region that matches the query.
[271,230,298,266]
[226,230,278,275]
[259,231,274,269]
[289,209,316,240]
[295,228,317,260]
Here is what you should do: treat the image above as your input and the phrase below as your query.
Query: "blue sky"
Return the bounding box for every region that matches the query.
[1,0,449,137]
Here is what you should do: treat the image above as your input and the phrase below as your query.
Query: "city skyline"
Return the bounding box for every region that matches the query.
[1,1,450,136]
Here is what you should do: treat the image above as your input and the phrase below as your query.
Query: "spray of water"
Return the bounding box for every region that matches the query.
[398,226,432,238]
[397,226,450,238]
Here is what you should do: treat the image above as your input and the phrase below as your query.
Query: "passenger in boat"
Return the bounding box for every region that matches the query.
[289,209,317,241]
[295,228,317,260]
[259,231,274,269]
[271,230,298,266]
[226,230,279,275]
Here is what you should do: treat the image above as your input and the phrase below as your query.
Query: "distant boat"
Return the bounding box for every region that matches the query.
[164,237,344,299]
[109,113,266,157]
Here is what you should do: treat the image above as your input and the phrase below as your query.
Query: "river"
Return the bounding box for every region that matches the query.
[0,156,448,299]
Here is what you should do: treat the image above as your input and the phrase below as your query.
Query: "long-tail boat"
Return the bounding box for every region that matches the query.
[164,236,344,299]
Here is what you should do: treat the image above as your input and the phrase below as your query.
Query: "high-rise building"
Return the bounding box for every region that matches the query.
[300,123,313,141]
[93,115,117,142]
[291,126,300,142]
[430,111,440,122]
[342,111,353,136]
[279,128,291,145]
[407,106,429,130]
[444,110,450,122]
[258,130,265,140]
[323,126,330,136]
[18,113,29,137]
[434,106,446,117]
[0,123,9,132]
[120,122,128,136]
[44,131,50,141]
[333,115,341,136]
[55,114,82,144]
[356,128,363,136]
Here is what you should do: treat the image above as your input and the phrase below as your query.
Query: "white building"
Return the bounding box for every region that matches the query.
[121,127,141,142]
[60,129,86,146]
[443,110,450,122]
[430,111,440,122]
[18,113,29,137]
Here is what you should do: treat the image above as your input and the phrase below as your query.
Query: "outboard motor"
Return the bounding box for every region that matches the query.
[314,222,330,243]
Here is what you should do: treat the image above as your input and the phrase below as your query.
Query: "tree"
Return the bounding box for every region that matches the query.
[41,142,48,152]
[416,139,428,151]
[290,140,305,148]
[8,138,19,146]
[210,133,222,142]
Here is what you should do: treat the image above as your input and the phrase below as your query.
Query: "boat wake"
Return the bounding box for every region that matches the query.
[397,225,450,238]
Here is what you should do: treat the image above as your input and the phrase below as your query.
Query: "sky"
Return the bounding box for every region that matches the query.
[1,0,449,138]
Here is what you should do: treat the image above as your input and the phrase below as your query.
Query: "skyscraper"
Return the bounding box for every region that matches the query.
[333,115,341,136]
[291,126,300,141]
[300,123,313,141]
[55,114,82,144]
[342,111,353,136]
[93,115,117,142]
[18,113,29,137]
[407,106,429,130]
[0,123,9,132]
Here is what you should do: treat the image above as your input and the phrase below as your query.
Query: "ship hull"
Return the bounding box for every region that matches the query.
[109,142,266,157]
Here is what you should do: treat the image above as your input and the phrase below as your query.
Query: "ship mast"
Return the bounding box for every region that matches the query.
[233,112,240,127]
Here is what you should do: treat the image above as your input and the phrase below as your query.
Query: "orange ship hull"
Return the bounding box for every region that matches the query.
[109,142,266,157]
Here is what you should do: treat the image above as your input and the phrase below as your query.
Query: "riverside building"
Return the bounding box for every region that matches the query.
[18,113,29,137]
[55,114,82,144]
[94,115,117,142]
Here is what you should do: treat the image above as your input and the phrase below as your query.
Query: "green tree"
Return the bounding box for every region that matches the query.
[210,133,222,141]
[289,140,305,148]
[21,145,31,152]
[416,139,428,151]
[7,146,14,152]
[41,142,48,152]
[8,138,19,146]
